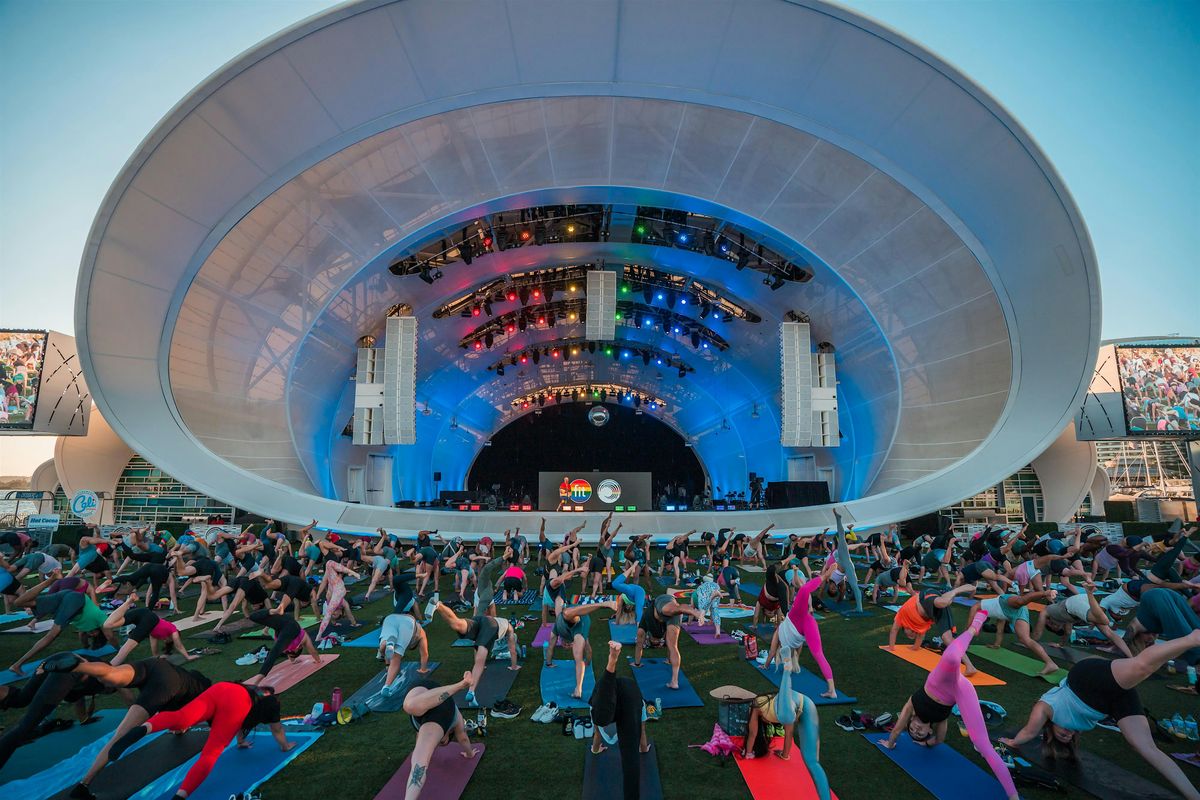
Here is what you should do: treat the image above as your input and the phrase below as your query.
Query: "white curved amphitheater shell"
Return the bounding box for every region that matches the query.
[75,0,1101,537]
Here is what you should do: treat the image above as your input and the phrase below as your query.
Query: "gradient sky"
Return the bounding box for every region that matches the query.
[1,0,1197,475]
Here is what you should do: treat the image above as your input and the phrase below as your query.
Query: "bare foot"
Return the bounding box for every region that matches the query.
[821,689,837,699]
[1040,662,1061,675]
[665,683,679,690]
[963,665,978,677]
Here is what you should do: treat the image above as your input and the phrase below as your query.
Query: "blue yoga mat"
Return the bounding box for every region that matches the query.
[718,605,754,619]
[0,611,34,625]
[133,730,322,800]
[628,658,703,708]
[539,661,595,709]
[0,708,125,785]
[741,582,761,597]
[0,644,117,686]
[753,662,856,706]
[344,627,381,648]
[609,623,638,645]
[863,732,1008,800]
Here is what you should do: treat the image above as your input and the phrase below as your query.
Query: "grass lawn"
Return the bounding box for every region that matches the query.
[1,564,1197,800]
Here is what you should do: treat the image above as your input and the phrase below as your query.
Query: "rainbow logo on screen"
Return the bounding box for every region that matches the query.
[568,479,592,503]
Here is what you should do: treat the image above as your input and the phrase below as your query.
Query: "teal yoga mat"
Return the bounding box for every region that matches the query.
[540,660,595,709]
[608,622,638,645]
[628,657,702,708]
[750,661,856,705]
[0,644,116,686]
[134,730,322,800]
[0,708,124,784]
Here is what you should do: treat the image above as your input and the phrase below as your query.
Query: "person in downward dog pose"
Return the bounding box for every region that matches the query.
[966,589,1062,675]
[401,671,481,800]
[632,594,706,691]
[765,558,839,699]
[242,607,323,686]
[101,593,196,665]
[882,613,1018,800]
[589,641,651,800]
[377,612,431,697]
[1001,630,1200,800]
[742,646,831,800]
[546,599,621,700]
[431,602,520,706]
[886,584,981,675]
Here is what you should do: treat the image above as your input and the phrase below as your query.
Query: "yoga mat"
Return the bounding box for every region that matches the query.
[494,589,537,606]
[452,662,521,708]
[748,622,776,639]
[877,646,1006,687]
[345,626,382,648]
[608,622,638,645]
[1172,752,1200,769]
[751,660,856,706]
[170,610,224,631]
[1,618,54,633]
[42,730,209,800]
[570,594,616,604]
[0,708,124,783]
[732,736,838,800]
[628,657,703,708]
[582,741,663,800]
[138,730,322,800]
[741,582,762,597]
[682,622,738,645]
[540,660,595,709]
[0,611,33,625]
[238,614,320,638]
[192,617,258,639]
[863,732,1008,800]
[967,645,1068,684]
[1006,734,1179,800]
[717,605,754,619]
[257,653,339,693]
[373,741,484,800]
[1017,640,1104,665]
[819,597,874,616]
[452,637,475,647]
[0,644,117,686]
[740,565,766,573]
[345,662,441,713]
[531,622,557,648]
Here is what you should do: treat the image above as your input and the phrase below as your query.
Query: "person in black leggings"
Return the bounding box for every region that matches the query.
[242,607,323,685]
[210,574,273,634]
[401,672,480,799]
[43,655,213,799]
[589,641,649,800]
[99,560,177,613]
[0,653,111,769]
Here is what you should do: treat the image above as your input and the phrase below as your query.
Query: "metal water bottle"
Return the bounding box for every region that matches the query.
[331,687,342,712]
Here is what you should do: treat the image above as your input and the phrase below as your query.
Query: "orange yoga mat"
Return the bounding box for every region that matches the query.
[259,654,339,693]
[732,736,839,800]
[877,646,1006,686]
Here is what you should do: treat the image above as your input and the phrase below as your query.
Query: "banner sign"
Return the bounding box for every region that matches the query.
[538,472,652,511]
[70,490,100,522]
[27,514,59,531]
[14,490,43,500]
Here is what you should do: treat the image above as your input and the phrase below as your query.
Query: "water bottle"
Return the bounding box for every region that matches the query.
[542,641,550,664]
[1188,665,1197,687]
[476,709,486,733]
[655,696,662,715]
[1185,715,1199,742]
[331,687,342,712]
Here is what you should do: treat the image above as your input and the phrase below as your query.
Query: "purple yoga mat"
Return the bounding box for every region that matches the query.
[1172,752,1200,769]
[374,742,485,799]
[531,623,559,648]
[682,623,738,645]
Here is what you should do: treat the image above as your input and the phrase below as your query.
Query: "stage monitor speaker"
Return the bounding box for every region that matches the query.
[766,480,830,508]
[433,471,442,482]
[383,315,418,445]
[585,270,616,340]
[780,322,812,446]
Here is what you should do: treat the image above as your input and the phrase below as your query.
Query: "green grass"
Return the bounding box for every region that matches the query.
[1,569,1197,800]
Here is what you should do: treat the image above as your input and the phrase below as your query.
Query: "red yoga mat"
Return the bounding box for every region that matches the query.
[259,654,339,693]
[374,742,485,799]
[732,736,838,800]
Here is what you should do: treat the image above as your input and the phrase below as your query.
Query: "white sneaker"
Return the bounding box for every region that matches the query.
[532,702,556,723]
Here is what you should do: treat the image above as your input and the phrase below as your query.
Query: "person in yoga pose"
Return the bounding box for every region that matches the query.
[362,529,401,602]
[314,555,360,640]
[872,560,914,604]
[1147,522,1198,586]
[472,551,509,616]
[7,587,108,675]
[540,553,587,626]
[886,584,981,674]
[545,599,620,699]
[170,551,230,622]
[966,589,1062,675]
[742,647,832,799]
[882,613,1019,800]
[401,671,481,800]
[765,558,839,699]
[589,641,651,800]
[612,561,648,624]
[431,602,520,706]
[67,530,113,580]
[209,573,274,635]
[1034,581,1132,656]
[377,612,431,696]
[752,563,791,627]
[257,572,319,619]
[242,607,323,686]
[103,680,292,800]
[632,594,705,690]
[691,574,726,636]
[102,593,196,665]
[1122,586,1200,668]
[44,655,213,799]
[830,508,865,611]
[659,529,698,586]
[1000,631,1200,800]
[0,652,111,771]
[740,523,775,571]
[498,559,526,603]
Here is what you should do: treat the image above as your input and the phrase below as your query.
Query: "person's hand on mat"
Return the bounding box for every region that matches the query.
[238,738,253,749]
[460,745,480,759]
[877,738,897,750]
[508,664,521,671]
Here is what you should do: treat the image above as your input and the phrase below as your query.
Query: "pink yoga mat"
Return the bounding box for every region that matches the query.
[259,654,339,693]
[682,623,738,646]
[374,742,485,799]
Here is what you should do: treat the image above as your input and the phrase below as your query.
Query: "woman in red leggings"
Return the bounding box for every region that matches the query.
[106,681,292,798]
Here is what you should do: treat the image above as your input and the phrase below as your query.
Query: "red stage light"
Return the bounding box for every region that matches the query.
[551,349,560,358]
[469,504,481,511]
[508,504,520,512]
[537,316,545,325]
[472,307,481,317]
[519,230,531,241]
[520,355,528,364]
[482,237,492,248]
[532,289,541,299]
[507,291,517,302]
[473,341,482,351]
[506,324,515,333]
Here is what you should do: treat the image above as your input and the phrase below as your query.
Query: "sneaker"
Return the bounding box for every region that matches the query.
[491,701,521,720]
[235,651,260,666]
[835,715,856,732]
[68,784,96,800]
[532,702,556,723]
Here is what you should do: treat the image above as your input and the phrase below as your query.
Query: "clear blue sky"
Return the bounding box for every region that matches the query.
[1,0,1197,473]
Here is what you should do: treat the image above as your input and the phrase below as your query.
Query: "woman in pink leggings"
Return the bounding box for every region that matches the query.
[765,558,839,699]
[880,612,1018,800]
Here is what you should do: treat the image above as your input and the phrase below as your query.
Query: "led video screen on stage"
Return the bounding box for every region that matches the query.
[1117,344,1200,434]
[538,472,653,511]
[0,330,48,430]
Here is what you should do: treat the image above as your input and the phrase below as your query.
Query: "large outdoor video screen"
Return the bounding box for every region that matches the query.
[1117,344,1200,435]
[0,330,48,429]
[538,472,653,511]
